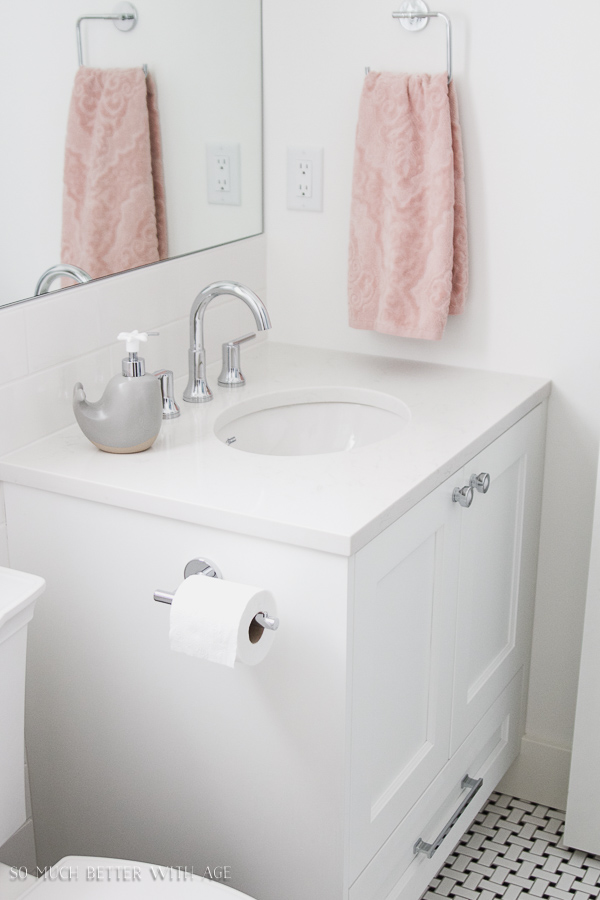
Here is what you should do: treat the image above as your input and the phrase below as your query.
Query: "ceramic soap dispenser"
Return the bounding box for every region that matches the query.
[73,330,163,453]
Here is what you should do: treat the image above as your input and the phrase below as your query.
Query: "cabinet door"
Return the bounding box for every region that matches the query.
[451,405,545,752]
[349,475,461,882]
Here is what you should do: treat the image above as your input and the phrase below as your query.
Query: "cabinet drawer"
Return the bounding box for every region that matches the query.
[349,669,524,900]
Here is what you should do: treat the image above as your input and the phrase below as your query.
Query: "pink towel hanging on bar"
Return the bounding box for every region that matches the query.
[61,67,168,282]
[348,72,468,341]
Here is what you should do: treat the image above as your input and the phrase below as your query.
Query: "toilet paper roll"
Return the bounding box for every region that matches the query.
[168,575,277,667]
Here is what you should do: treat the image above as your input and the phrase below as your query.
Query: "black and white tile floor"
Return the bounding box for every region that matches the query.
[423,793,600,900]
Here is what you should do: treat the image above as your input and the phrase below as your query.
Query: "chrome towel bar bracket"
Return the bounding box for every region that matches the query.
[153,557,279,631]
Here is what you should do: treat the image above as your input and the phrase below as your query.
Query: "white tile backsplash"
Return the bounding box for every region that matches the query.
[0,307,29,385]
[0,347,114,457]
[24,286,103,374]
[173,238,268,322]
[0,235,266,456]
[96,267,166,347]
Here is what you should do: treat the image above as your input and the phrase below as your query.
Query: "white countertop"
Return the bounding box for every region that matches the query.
[0,343,550,556]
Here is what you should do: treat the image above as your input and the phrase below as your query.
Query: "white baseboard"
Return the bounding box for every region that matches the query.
[498,735,572,812]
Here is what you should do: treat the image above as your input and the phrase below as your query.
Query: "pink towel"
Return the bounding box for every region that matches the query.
[348,72,468,341]
[61,68,168,282]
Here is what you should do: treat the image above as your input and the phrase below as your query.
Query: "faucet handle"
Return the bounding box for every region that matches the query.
[218,333,256,388]
[153,369,180,418]
[229,333,256,346]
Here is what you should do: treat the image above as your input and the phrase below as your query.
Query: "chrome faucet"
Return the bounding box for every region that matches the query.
[183,281,271,403]
[35,264,91,296]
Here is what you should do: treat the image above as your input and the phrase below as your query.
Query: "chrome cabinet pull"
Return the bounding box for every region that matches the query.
[414,775,483,859]
[470,472,491,494]
[452,485,474,508]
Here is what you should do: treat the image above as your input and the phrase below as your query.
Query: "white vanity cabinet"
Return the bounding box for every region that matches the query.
[0,345,549,900]
[348,404,545,899]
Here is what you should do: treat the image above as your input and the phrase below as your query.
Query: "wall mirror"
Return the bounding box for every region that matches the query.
[0,0,263,309]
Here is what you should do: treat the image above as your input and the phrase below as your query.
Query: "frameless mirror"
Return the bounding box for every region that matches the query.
[0,0,263,309]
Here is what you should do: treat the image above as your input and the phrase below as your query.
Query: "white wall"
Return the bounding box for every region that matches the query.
[262,0,600,805]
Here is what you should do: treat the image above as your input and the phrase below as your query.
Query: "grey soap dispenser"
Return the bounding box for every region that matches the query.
[73,330,163,453]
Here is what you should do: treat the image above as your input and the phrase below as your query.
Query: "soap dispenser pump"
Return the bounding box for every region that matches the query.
[73,330,163,454]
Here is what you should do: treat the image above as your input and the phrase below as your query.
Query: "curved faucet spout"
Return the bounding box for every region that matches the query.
[35,264,91,296]
[183,281,271,403]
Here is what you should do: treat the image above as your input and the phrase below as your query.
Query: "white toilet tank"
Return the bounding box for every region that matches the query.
[0,567,45,847]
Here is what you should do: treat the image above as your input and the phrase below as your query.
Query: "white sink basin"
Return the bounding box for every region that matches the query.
[214,387,411,456]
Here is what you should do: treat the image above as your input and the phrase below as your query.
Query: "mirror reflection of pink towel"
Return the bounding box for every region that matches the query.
[61,68,168,283]
[348,72,468,341]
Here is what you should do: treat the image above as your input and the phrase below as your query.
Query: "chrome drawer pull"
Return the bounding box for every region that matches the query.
[413,774,483,859]
[452,485,474,508]
[470,472,491,494]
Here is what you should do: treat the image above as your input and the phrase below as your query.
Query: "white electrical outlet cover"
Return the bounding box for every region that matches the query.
[207,143,241,205]
[287,147,323,211]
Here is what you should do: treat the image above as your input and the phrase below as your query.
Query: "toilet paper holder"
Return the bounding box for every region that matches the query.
[153,557,279,631]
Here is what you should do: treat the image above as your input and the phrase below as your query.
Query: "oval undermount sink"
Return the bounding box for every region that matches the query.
[214,387,411,456]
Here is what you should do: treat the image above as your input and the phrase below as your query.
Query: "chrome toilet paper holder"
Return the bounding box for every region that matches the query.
[153,557,279,631]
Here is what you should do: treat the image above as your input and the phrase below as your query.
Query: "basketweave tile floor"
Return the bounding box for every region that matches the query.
[422,792,600,900]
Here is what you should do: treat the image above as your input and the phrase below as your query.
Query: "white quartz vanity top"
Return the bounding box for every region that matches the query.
[0,343,550,556]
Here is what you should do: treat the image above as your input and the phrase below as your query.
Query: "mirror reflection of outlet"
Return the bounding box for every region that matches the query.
[297,161,312,197]
[287,147,323,211]
[207,143,241,205]
[215,156,231,192]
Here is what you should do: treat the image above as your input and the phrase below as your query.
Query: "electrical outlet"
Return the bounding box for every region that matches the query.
[207,143,241,205]
[287,148,323,211]
[215,156,231,192]
[297,160,313,198]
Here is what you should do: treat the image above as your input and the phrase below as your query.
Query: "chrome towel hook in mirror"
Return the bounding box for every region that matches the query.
[76,1,147,74]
